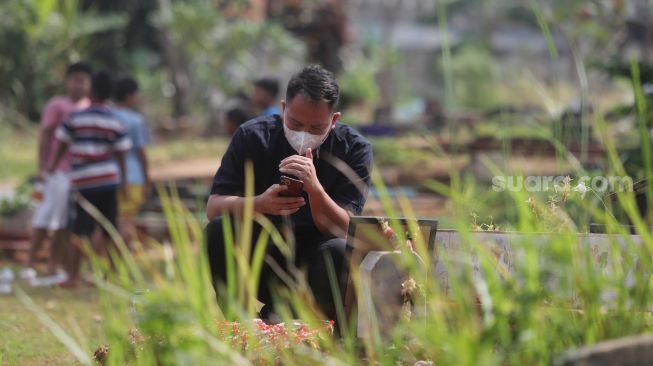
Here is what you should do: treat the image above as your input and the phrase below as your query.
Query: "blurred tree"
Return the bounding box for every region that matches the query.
[0,0,302,126]
[339,61,380,110]
[532,0,631,164]
[154,0,192,119]
[0,0,125,121]
[338,49,382,124]
[435,43,498,111]
[267,0,350,74]
[151,0,304,124]
[79,0,160,72]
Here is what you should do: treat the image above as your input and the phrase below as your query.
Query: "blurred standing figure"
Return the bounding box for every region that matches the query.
[112,77,151,246]
[20,62,92,286]
[251,78,281,116]
[224,107,252,136]
[48,71,132,289]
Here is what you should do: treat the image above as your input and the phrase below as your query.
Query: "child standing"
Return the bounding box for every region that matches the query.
[112,77,151,245]
[48,71,132,288]
[21,62,92,286]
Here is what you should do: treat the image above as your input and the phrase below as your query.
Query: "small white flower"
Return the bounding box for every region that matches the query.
[574,182,589,199]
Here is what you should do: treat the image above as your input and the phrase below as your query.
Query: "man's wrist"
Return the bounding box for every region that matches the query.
[252,194,263,214]
[306,183,326,201]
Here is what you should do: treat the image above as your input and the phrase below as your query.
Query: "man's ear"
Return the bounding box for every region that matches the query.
[331,111,341,128]
[281,100,286,113]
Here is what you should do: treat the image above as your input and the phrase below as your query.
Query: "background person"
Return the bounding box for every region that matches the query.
[20,62,93,286]
[112,76,152,246]
[251,77,281,117]
[224,106,252,136]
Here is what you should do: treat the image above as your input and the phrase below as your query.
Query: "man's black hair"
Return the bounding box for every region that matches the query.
[254,78,280,98]
[66,62,93,77]
[114,76,139,102]
[91,71,114,101]
[285,65,339,110]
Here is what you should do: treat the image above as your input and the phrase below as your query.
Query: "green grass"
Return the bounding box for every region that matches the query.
[0,285,104,366]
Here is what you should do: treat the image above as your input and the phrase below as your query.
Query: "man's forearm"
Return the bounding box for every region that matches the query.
[206,194,255,220]
[307,186,350,237]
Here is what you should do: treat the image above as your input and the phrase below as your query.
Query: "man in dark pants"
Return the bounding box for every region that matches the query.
[206,65,372,321]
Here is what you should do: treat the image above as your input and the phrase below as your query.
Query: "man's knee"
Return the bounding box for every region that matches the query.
[205,217,224,241]
[206,216,237,250]
[318,238,347,267]
[307,238,348,287]
[306,238,348,318]
[205,217,227,271]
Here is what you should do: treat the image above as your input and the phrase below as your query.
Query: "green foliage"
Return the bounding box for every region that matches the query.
[0,0,126,119]
[596,60,653,85]
[435,44,499,110]
[154,1,304,98]
[369,137,434,167]
[0,182,32,216]
[339,62,380,108]
[473,117,549,140]
[543,0,627,36]
[595,61,653,180]
[0,0,303,124]
[135,290,210,365]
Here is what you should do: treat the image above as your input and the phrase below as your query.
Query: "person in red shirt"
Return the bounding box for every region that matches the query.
[20,62,92,286]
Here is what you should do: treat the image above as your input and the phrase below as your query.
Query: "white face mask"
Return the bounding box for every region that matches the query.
[283,122,330,155]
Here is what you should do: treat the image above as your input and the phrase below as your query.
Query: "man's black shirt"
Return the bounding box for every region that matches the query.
[211,115,373,239]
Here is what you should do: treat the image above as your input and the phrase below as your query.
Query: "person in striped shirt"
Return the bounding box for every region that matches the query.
[48,70,132,288]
